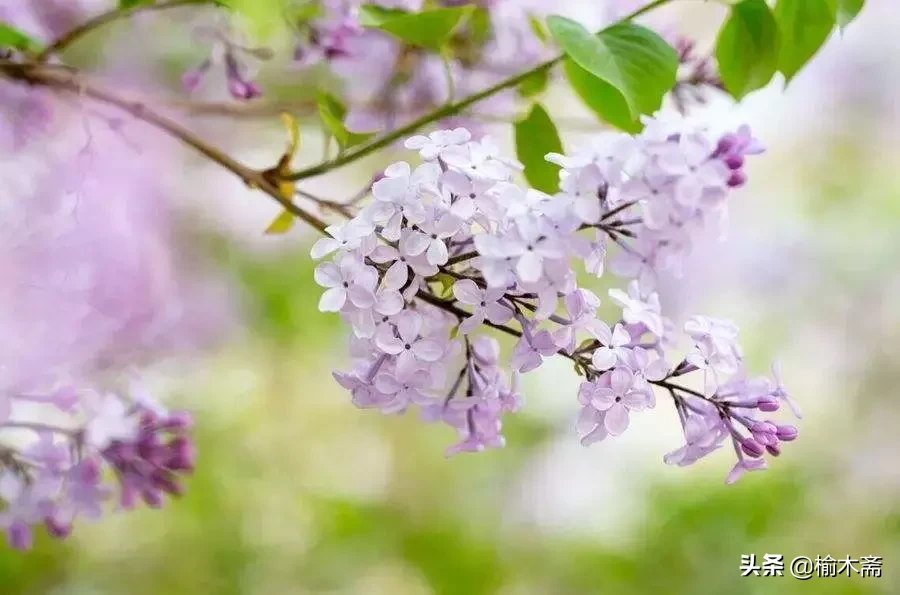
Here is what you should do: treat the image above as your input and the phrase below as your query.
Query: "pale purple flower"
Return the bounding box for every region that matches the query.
[442,136,520,181]
[581,368,649,435]
[608,281,664,336]
[576,406,610,446]
[375,311,445,373]
[405,128,472,160]
[510,330,557,373]
[725,457,767,485]
[452,280,513,334]
[402,214,458,266]
[656,133,728,206]
[310,220,376,259]
[664,407,728,466]
[369,244,438,287]
[770,361,801,418]
[81,394,137,449]
[374,366,435,414]
[314,257,377,312]
[590,322,632,371]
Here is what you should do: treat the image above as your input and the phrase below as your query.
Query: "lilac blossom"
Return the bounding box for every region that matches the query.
[309,119,793,486]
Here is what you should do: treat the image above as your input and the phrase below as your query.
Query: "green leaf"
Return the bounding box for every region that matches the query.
[358,4,409,27]
[366,6,474,51]
[0,23,44,53]
[119,0,154,8]
[527,13,550,44]
[716,0,781,100]
[317,93,374,151]
[563,59,641,133]
[517,67,550,98]
[546,16,677,125]
[828,0,865,29]
[433,273,457,299]
[774,0,835,82]
[264,209,296,235]
[514,104,563,194]
[288,1,324,22]
[223,0,288,38]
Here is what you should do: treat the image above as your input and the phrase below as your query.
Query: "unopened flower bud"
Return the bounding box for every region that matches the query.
[756,396,779,412]
[44,516,72,539]
[741,438,765,458]
[776,424,799,441]
[727,170,747,188]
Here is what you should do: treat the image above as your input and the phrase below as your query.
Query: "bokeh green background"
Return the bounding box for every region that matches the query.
[3,1,900,593]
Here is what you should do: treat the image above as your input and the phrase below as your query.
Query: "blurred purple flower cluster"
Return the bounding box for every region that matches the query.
[0,1,234,551]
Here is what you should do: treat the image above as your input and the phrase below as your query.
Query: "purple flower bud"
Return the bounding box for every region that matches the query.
[167,436,196,472]
[741,437,765,458]
[756,396,780,412]
[181,58,211,94]
[765,443,781,457]
[78,457,102,483]
[44,516,72,539]
[716,134,737,155]
[727,170,747,188]
[776,424,799,441]
[138,432,162,456]
[158,411,194,430]
[724,154,745,170]
[753,431,777,446]
[181,69,204,93]
[120,481,139,510]
[140,409,160,428]
[7,521,32,551]
[228,78,262,100]
[141,487,164,509]
[750,421,777,434]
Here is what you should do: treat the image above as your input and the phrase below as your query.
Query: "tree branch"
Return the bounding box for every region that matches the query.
[37,0,222,61]
[0,60,328,234]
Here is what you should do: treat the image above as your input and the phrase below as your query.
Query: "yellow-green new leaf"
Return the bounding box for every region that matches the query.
[265,209,296,235]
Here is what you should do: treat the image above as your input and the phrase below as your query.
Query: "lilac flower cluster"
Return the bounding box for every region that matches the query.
[312,118,800,480]
[182,14,271,100]
[0,382,195,550]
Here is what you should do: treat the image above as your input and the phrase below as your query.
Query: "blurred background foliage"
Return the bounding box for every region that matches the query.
[3,0,900,593]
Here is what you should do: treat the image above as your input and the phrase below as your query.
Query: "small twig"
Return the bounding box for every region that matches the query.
[37,0,222,61]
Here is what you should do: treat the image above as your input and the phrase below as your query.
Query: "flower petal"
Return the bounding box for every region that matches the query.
[604,404,630,435]
[318,287,346,312]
